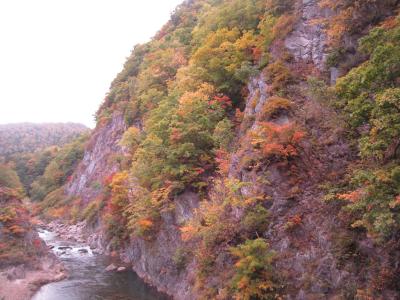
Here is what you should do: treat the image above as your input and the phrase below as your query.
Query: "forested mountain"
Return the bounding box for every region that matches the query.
[0,123,89,156]
[8,0,400,299]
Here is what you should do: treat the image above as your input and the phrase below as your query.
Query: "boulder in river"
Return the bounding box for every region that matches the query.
[58,246,72,250]
[105,264,117,272]
[78,249,88,254]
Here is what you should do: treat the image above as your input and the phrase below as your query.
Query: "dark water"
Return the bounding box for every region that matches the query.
[33,230,169,300]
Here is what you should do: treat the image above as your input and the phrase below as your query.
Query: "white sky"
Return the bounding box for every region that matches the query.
[0,0,183,128]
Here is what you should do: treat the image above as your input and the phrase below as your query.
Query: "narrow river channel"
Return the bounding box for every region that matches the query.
[32,229,170,300]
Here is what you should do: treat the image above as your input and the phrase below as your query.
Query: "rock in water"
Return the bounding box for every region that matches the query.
[105,264,117,272]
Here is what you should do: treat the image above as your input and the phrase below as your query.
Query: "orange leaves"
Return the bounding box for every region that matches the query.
[284,214,302,231]
[389,195,400,209]
[48,207,68,219]
[137,218,154,230]
[380,16,399,30]
[215,149,230,175]
[9,224,26,235]
[180,224,198,242]
[337,189,365,203]
[251,122,305,160]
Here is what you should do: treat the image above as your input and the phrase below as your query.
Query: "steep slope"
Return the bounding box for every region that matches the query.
[44,0,400,299]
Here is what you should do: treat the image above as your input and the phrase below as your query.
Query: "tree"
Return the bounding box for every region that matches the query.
[230,238,279,300]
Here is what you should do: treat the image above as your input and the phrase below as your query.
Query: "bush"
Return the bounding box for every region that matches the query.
[230,238,279,299]
[241,204,270,237]
[265,60,293,92]
[172,247,190,271]
[261,96,293,120]
[213,118,235,150]
[250,122,305,161]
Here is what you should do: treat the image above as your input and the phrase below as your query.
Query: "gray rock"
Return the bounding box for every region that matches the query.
[6,265,26,280]
[105,264,117,272]
[58,246,72,250]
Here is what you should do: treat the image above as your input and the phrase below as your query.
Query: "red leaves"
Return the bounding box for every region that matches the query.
[215,149,230,175]
[209,95,233,109]
[33,238,43,250]
[252,122,305,160]
[251,46,263,62]
[170,128,182,143]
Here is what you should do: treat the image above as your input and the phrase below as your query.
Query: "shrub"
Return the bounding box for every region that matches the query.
[173,247,190,271]
[265,60,293,92]
[260,96,293,120]
[241,204,270,237]
[250,122,305,161]
[213,118,235,150]
[336,165,400,241]
[230,238,279,299]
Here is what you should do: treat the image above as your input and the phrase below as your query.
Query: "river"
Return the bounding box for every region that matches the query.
[32,229,170,300]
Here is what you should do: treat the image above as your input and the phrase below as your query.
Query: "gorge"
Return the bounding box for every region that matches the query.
[1,0,400,299]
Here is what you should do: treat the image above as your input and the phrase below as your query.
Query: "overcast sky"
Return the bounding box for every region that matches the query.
[0,0,183,128]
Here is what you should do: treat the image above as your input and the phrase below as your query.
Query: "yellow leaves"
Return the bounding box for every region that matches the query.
[119,127,141,149]
[110,171,129,197]
[178,83,215,112]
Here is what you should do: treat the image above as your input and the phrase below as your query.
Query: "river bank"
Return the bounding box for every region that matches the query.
[0,245,66,300]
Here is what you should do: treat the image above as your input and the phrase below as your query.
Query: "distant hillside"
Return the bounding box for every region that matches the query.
[0,123,89,156]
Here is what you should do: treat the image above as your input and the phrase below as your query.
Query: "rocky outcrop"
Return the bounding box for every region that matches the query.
[121,190,199,299]
[65,112,127,202]
[285,0,330,70]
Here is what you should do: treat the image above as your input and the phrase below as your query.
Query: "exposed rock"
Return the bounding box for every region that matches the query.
[105,264,117,272]
[65,113,127,203]
[285,0,331,69]
[117,267,126,272]
[174,191,199,225]
[58,246,72,250]
[5,265,26,280]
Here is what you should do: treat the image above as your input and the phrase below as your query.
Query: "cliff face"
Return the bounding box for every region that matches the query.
[65,113,126,203]
[61,0,400,298]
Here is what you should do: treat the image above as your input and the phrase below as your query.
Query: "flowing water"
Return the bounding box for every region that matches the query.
[32,229,170,300]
